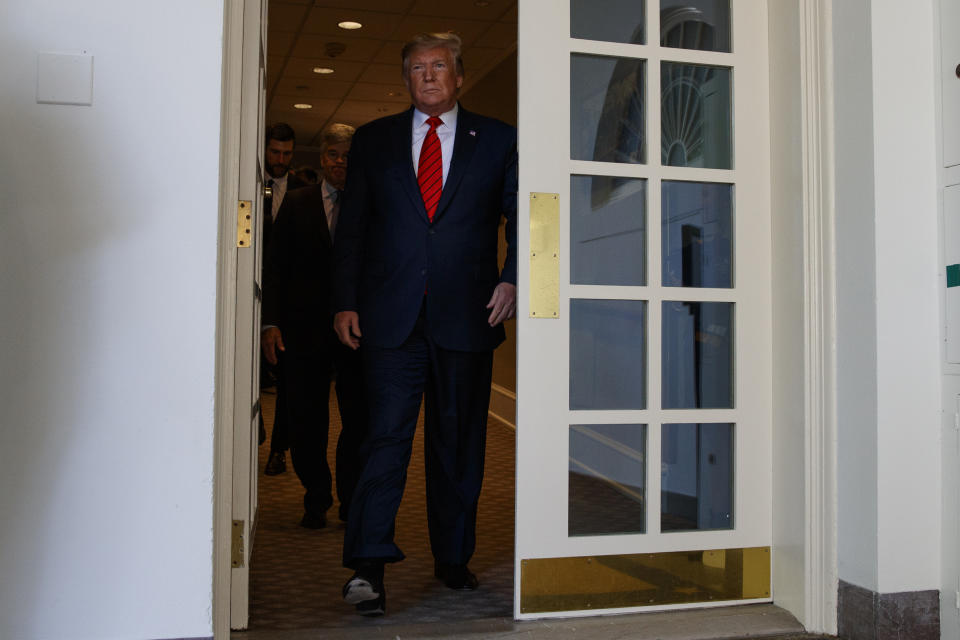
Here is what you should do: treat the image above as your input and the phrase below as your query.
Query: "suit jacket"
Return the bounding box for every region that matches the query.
[263,172,308,254]
[261,182,334,352]
[333,105,518,352]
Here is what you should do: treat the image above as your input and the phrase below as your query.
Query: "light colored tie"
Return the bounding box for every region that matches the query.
[418,116,443,221]
[328,189,341,239]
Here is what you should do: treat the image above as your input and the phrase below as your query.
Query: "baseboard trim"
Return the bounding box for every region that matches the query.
[837,580,939,640]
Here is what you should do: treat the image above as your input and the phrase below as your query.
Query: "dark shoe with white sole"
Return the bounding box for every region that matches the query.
[343,561,385,616]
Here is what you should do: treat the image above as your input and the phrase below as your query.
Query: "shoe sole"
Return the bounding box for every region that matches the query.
[356,600,385,616]
[343,579,380,605]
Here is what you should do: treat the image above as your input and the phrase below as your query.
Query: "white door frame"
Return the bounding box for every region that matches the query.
[213,0,260,636]
[793,0,837,633]
[209,0,841,636]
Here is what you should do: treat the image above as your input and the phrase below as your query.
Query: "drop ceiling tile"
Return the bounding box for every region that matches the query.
[358,63,404,84]
[372,41,407,65]
[281,58,368,81]
[392,15,489,46]
[269,97,343,118]
[291,34,383,61]
[332,101,409,127]
[409,0,513,21]
[314,0,414,12]
[269,31,297,57]
[268,3,309,32]
[302,8,402,40]
[274,77,354,99]
[474,21,516,49]
[347,83,411,103]
[462,46,504,72]
[498,1,518,22]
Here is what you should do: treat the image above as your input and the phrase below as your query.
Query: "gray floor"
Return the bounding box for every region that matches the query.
[235,603,829,639]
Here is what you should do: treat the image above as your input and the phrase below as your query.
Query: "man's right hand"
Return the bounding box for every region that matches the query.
[261,327,285,365]
[334,311,362,350]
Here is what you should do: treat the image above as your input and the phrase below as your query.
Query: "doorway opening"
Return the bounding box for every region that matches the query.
[242,0,520,632]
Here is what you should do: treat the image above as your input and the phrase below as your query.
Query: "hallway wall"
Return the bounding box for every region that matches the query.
[833,0,942,595]
[0,1,225,638]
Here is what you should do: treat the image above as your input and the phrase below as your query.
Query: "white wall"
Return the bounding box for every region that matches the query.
[833,0,880,593]
[833,0,942,595]
[0,1,225,638]
[869,0,941,594]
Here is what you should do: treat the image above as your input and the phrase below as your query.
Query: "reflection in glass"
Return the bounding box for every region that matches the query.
[571,54,646,164]
[662,301,732,408]
[660,0,731,52]
[569,423,646,536]
[571,0,645,45]
[662,181,732,288]
[572,175,647,286]
[661,62,731,169]
[661,423,733,531]
[570,299,646,410]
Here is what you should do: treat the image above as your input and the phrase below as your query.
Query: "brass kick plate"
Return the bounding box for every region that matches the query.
[237,200,252,248]
[529,192,559,319]
[231,520,245,568]
[520,546,770,613]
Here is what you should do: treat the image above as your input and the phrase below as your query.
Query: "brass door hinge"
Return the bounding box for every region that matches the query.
[231,520,245,567]
[237,201,252,248]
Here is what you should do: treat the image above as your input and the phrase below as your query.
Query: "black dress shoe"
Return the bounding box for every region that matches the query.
[299,511,327,529]
[264,450,286,475]
[434,561,479,590]
[343,562,385,615]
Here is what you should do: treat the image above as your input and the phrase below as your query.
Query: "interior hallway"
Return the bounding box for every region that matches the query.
[235,389,834,640]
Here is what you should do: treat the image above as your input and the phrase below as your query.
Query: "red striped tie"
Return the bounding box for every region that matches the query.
[418,116,443,221]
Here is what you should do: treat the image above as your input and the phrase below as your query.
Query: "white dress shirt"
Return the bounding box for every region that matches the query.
[412,104,458,187]
[265,172,289,221]
[321,179,340,238]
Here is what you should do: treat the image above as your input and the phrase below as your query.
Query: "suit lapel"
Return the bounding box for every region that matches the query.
[391,108,431,222]
[433,106,478,222]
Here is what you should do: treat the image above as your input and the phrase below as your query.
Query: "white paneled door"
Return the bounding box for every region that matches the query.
[515,0,773,619]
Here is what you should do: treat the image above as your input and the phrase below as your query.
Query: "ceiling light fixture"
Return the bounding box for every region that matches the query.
[293,103,313,109]
[338,21,362,30]
[313,67,335,74]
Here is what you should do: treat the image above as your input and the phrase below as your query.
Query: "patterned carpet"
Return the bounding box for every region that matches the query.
[242,388,833,640]
[247,386,515,631]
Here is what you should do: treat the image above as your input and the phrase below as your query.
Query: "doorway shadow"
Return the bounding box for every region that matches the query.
[246,389,515,631]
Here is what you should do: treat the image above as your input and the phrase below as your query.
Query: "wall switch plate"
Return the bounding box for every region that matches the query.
[37,52,93,106]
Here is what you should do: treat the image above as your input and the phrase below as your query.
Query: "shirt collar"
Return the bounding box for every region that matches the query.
[265,172,287,186]
[321,179,339,198]
[413,103,459,132]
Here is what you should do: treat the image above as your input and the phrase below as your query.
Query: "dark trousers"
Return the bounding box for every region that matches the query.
[280,332,367,517]
[342,308,493,568]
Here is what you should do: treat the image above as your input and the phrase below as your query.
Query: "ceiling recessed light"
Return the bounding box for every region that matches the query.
[293,103,313,110]
[313,67,335,74]
[338,21,362,30]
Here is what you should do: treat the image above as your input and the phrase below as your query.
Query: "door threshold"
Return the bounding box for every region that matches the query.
[233,603,810,639]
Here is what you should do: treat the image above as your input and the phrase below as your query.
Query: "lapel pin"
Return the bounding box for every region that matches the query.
[469,130,476,136]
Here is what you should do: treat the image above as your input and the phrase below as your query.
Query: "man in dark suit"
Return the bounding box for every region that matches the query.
[334,32,517,616]
[260,122,309,474]
[261,123,366,529]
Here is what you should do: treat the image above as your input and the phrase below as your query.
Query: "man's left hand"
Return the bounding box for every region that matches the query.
[486,282,517,327]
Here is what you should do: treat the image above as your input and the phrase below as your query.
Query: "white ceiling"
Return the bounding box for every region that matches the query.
[266,0,518,148]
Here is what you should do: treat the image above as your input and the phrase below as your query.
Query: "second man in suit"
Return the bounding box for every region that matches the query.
[262,123,367,529]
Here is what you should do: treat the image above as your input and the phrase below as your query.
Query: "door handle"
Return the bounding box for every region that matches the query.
[263,184,273,199]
